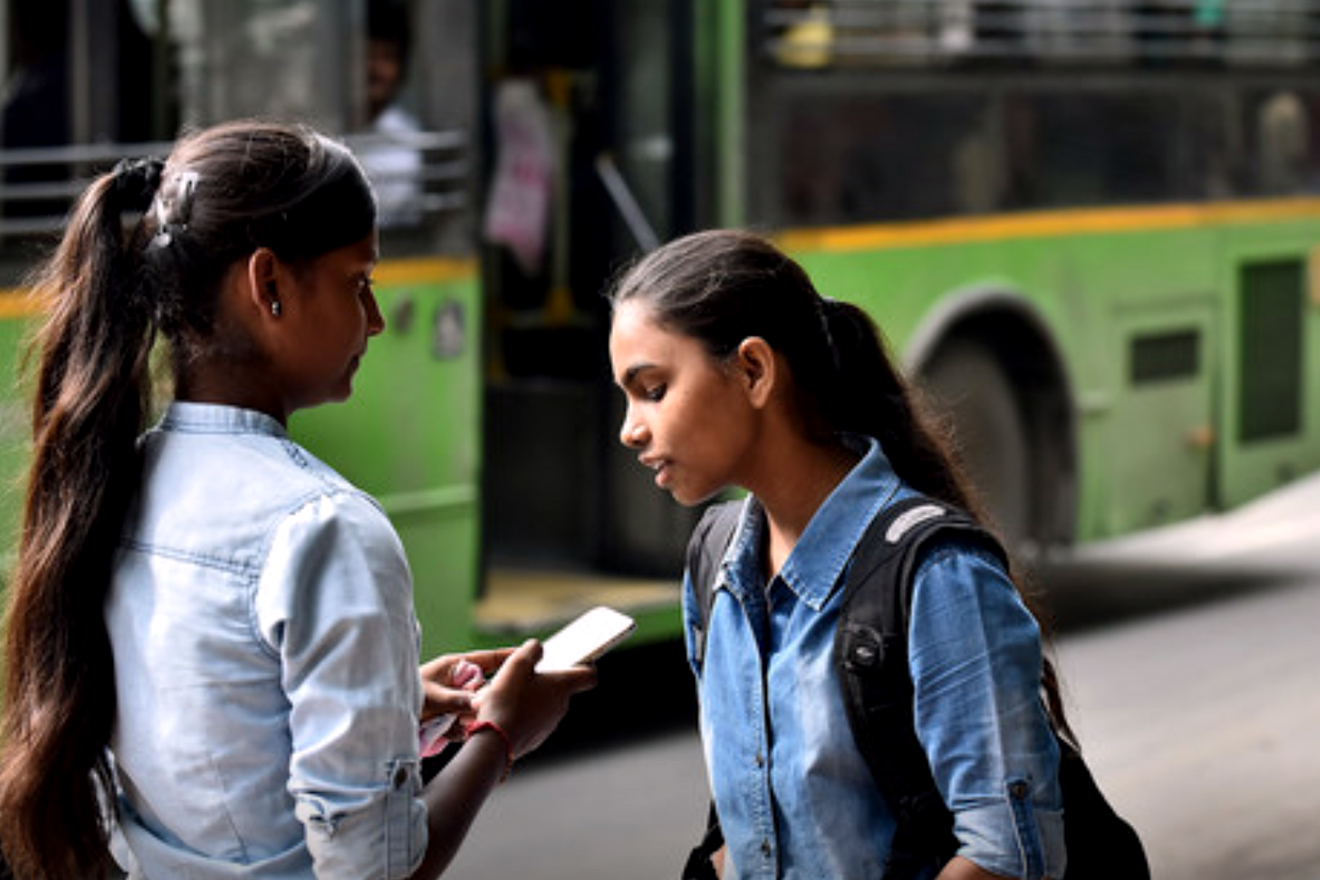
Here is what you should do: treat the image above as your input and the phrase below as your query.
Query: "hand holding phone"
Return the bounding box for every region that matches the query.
[534,606,636,672]
[419,609,632,756]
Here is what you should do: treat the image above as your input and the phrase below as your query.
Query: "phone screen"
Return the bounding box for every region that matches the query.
[536,606,636,672]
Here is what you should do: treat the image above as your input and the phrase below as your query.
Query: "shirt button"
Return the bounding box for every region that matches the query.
[761,839,773,858]
[393,766,410,789]
[1009,780,1030,800]
[755,751,765,768]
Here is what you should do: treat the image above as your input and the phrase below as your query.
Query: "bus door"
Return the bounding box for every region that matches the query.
[1212,84,1320,513]
[1215,235,1320,511]
[1104,296,1218,535]
[475,0,705,640]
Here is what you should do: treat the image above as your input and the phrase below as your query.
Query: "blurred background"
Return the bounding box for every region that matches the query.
[0,1,1317,877]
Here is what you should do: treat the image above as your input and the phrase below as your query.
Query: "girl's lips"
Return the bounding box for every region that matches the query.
[639,455,672,488]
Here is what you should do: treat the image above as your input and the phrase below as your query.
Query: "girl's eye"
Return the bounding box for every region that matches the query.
[644,384,666,403]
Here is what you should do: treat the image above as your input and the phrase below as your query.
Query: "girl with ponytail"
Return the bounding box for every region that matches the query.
[0,120,593,880]
[608,229,1067,879]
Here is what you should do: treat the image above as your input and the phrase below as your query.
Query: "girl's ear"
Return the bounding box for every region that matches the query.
[736,337,777,408]
[244,248,281,318]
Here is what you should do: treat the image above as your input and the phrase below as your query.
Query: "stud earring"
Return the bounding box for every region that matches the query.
[270,300,282,318]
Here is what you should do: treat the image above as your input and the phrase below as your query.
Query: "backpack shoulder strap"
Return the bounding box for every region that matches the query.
[680,502,741,879]
[685,500,742,669]
[833,494,1007,877]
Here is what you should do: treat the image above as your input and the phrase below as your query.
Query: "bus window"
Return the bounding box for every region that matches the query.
[1,1,71,224]
[166,0,472,252]
[170,0,356,131]
[1003,90,1200,209]
[0,0,166,246]
[766,90,996,225]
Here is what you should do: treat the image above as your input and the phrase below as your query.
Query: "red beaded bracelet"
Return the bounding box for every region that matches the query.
[465,720,515,783]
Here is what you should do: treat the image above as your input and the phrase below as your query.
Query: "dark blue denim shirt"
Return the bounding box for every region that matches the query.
[683,436,1065,879]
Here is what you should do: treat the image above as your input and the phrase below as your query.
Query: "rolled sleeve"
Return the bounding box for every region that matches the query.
[908,542,1066,880]
[256,491,427,879]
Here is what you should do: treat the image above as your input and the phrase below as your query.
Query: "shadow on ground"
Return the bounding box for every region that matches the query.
[1030,555,1304,636]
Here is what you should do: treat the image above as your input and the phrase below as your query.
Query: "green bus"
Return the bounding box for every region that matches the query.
[2,0,1319,657]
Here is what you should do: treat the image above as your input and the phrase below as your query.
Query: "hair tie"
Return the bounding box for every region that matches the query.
[149,170,201,249]
[112,157,165,213]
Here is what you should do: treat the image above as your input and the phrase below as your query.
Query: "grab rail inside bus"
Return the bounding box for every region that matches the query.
[0,130,470,239]
[595,152,660,254]
[763,0,1320,68]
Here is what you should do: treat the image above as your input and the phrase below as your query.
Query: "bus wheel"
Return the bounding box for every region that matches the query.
[919,339,1032,550]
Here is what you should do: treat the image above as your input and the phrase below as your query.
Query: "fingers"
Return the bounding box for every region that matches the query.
[461,647,516,677]
[420,684,475,722]
[538,664,599,695]
[418,649,515,721]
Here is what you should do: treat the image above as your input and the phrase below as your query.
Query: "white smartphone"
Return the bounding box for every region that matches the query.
[535,606,637,672]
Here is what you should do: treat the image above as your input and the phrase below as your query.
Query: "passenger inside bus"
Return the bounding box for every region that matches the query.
[358,0,424,227]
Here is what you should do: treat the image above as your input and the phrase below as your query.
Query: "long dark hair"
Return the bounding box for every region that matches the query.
[607,228,1073,742]
[0,120,375,880]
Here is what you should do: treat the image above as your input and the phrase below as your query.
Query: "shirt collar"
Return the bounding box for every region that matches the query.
[157,401,288,439]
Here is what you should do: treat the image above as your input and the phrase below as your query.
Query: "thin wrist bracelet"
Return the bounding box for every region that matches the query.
[464,719,515,783]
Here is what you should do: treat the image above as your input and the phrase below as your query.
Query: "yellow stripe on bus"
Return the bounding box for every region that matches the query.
[0,256,479,320]
[375,256,478,286]
[0,291,40,319]
[776,197,1320,253]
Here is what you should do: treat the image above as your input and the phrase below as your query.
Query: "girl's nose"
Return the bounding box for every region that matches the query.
[620,417,648,448]
[364,290,385,336]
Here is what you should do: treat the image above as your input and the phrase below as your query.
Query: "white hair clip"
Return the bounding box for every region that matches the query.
[148,170,201,249]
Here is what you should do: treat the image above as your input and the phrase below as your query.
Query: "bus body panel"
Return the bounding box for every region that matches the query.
[289,261,482,657]
[782,200,1320,544]
[0,302,32,571]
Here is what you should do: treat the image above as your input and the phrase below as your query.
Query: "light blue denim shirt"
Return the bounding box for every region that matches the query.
[106,403,428,879]
[683,437,1065,879]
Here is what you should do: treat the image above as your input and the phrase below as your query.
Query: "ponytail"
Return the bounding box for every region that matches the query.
[0,159,163,880]
[817,299,982,515]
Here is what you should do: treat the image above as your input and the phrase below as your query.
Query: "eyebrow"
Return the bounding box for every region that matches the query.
[620,362,656,388]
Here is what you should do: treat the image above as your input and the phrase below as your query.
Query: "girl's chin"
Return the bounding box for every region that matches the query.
[670,483,727,509]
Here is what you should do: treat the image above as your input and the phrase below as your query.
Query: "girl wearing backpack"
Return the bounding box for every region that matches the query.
[607,229,1069,879]
[0,119,595,880]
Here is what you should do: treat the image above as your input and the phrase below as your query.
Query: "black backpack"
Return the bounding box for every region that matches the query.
[682,496,1150,880]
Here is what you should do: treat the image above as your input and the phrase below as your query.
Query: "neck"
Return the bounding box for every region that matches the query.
[174,361,288,427]
[748,436,859,578]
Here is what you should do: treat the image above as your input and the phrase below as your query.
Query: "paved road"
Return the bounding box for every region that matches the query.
[447,475,1320,880]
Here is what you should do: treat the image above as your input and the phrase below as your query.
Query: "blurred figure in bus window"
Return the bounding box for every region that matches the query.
[0,119,594,880]
[608,229,1069,880]
[360,0,425,227]
[1257,90,1310,195]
